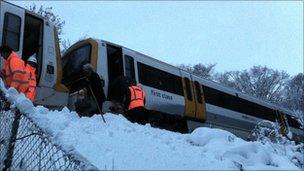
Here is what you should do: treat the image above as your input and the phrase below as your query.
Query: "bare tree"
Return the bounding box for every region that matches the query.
[215,65,290,104]
[60,39,71,55]
[283,73,304,112]
[27,4,65,43]
[178,63,216,80]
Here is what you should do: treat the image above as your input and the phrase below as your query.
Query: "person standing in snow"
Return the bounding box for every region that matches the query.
[0,45,28,94]
[123,78,149,124]
[24,54,38,101]
[80,63,106,116]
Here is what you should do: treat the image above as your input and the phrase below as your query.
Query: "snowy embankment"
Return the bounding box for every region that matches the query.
[1,81,303,170]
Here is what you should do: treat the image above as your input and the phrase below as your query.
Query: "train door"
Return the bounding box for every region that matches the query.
[22,13,43,82]
[276,110,289,135]
[191,76,206,121]
[180,70,195,118]
[106,43,123,99]
[0,1,25,62]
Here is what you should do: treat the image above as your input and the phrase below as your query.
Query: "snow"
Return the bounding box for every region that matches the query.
[1,80,303,170]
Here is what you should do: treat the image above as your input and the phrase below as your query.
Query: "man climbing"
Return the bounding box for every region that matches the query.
[0,45,28,94]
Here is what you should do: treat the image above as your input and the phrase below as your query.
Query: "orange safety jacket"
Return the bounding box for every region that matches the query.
[1,52,28,93]
[128,85,145,110]
[24,64,37,101]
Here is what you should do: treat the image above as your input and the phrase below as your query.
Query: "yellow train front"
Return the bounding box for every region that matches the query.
[61,38,304,143]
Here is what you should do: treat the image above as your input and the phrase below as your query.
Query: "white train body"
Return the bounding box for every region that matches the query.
[62,38,303,142]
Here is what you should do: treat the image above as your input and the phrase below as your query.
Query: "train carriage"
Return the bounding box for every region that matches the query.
[62,38,304,142]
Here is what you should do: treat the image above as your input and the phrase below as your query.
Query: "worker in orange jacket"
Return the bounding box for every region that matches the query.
[123,78,149,124]
[24,55,37,101]
[0,45,28,94]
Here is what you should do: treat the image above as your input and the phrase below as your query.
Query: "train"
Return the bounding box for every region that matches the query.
[61,38,304,142]
[0,0,303,142]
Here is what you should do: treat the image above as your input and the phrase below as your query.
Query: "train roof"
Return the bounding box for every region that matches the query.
[68,38,296,116]
[3,1,56,26]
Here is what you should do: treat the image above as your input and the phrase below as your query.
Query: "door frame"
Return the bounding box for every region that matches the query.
[180,70,195,118]
[191,75,207,121]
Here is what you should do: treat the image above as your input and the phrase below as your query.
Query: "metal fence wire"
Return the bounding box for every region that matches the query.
[0,90,97,171]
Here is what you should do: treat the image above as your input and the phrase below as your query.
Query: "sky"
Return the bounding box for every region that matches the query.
[13,1,303,76]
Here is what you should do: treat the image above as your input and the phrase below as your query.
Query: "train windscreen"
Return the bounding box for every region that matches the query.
[62,44,91,86]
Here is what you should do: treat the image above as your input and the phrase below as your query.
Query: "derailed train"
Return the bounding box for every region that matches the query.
[61,38,304,142]
[0,1,303,142]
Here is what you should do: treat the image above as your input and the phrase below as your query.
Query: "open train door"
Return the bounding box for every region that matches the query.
[106,43,124,100]
[180,70,195,118]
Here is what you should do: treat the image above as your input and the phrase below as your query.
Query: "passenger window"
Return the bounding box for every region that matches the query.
[2,13,21,51]
[194,81,202,104]
[124,55,135,80]
[137,62,183,95]
[184,78,192,101]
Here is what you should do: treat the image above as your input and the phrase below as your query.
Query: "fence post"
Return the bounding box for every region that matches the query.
[2,110,21,171]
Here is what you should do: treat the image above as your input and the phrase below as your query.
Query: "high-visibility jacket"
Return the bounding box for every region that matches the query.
[24,64,37,101]
[1,52,28,93]
[128,85,145,110]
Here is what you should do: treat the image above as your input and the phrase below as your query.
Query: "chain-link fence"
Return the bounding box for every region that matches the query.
[0,90,98,170]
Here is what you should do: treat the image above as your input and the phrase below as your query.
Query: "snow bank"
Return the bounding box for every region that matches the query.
[1,80,303,170]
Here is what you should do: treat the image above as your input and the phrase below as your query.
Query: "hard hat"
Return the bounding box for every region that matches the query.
[27,54,37,63]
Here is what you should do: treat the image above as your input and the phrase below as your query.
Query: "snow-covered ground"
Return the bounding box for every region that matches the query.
[1,81,303,170]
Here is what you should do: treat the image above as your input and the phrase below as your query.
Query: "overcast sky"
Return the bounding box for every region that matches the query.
[14,1,303,76]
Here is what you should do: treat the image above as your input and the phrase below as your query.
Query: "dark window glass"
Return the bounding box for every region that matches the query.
[184,78,192,101]
[2,13,21,51]
[286,114,301,129]
[202,85,222,106]
[194,81,202,103]
[124,55,135,80]
[137,62,183,96]
[202,85,276,122]
[62,45,92,85]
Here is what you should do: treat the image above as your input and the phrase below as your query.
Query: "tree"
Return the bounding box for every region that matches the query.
[283,73,304,112]
[27,4,65,43]
[178,63,216,80]
[215,65,290,104]
[60,39,71,55]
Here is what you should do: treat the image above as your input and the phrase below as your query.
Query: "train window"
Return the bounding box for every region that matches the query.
[138,62,183,96]
[2,13,21,51]
[286,114,301,129]
[194,81,202,103]
[124,55,135,80]
[184,78,192,101]
[202,86,222,106]
[203,85,277,122]
[62,44,92,86]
